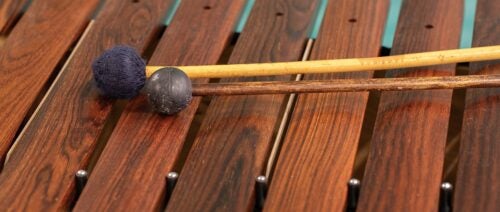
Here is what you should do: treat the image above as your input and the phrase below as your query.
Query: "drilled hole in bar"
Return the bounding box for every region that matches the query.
[348,18,357,23]
[275,12,284,17]
[425,24,434,29]
[204,5,211,10]
[132,0,139,3]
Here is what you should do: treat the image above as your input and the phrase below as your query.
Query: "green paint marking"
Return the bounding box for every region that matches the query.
[161,0,475,48]
[235,0,256,33]
[460,0,477,48]
[381,0,476,48]
[22,0,33,12]
[91,0,106,19]
[309,0,329,39]
[382,0,403,48]
[165,0,182,25]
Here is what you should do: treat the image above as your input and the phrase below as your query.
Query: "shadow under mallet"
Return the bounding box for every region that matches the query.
[92,46,193,115]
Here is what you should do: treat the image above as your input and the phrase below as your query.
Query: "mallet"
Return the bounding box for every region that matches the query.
[92,45,500,114]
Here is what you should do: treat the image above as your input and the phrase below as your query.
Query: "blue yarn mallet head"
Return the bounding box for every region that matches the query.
[92,45,146,98]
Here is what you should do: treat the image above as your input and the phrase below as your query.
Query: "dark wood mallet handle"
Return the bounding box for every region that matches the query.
[192,74,500,96]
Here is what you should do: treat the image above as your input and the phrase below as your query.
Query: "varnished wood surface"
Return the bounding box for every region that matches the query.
[0,0,497,211]
[0,0,98,167]
[73,0,246,211]
[191,74,500,95]
[357,0,462,211]
[0,0,173,210]
[454,0,499,211]
[0,0,28,33]
[166,0,319,211]
[264,0,388,211]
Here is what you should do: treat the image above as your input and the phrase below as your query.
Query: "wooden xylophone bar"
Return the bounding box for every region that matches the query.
[0,0,498,211]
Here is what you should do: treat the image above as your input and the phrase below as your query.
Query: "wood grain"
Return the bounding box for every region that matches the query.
[0,0,28,33]
[357,0,462,211]
[0,0,173,210]
[191,74,500,95]
[264,0,388,211]
[0,0,98,167]
[165,0,319,211]
[72,0,246,211]
[454,0,499,211]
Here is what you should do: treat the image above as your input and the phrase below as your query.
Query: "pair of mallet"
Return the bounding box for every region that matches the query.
[92,45,500,115]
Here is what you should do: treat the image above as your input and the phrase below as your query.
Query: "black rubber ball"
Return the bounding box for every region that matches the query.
[145,67,193,115]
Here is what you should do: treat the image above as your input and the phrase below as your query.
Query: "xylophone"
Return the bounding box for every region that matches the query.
[0,0,498,211]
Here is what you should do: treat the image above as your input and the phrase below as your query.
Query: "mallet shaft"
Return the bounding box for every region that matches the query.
[191,74,500,96]
[146,45,500,78]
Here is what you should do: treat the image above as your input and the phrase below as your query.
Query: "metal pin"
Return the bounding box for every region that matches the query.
[74,169,88,198]
[165,172,179,204]
[346,178,361,212]
[439,182,453,212]
[254,175,268,212]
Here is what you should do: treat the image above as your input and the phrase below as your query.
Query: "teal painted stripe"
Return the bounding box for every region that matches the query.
[308,0,403,42]
[382,0,403,48]
[235,0,256,33]
[382,0,476,48]
[460,0,477,48]
[22,0,33,12]
[237,0,328,37]
[91,0,106,19]
[161,0,475,47]
[165,0,256,29]
[309,0,329,39]
[164,0,182,25]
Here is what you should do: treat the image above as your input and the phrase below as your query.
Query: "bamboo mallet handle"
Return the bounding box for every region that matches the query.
[146,45,500,78]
